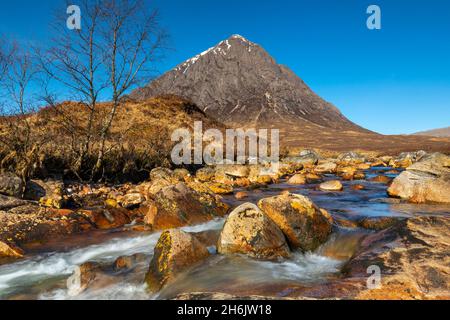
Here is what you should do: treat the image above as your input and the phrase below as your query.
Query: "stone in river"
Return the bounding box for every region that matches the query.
[217,203,290,260]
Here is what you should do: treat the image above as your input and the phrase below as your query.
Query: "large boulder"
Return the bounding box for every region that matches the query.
[66,262,101,296]
[140,183,229,230]
[0,172,24,198]
[146,229,210,292]
[388,153,450,203]
[257,193,333,251]
[344,216,450,300]
[217,203,290,260]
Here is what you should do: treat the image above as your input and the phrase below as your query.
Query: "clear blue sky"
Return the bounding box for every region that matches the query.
[1,0,449,134]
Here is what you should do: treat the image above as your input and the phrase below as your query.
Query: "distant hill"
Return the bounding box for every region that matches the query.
[413,127,450,138]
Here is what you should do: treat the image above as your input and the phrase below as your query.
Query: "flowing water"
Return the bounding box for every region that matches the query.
[0,167,449,300]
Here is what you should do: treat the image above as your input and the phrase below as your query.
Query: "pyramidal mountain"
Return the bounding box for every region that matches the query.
[132,35,368,132]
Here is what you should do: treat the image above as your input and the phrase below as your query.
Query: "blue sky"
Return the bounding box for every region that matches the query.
[1,0,449,134]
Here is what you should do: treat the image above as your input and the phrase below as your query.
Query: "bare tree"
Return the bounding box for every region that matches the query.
[0,40,45,183]
[38,0,105,179]
[92,0,167,179]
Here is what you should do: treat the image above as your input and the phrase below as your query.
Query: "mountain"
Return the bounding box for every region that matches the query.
[413,127,450,138]
[131,35,450,154]
[132,35,367,132]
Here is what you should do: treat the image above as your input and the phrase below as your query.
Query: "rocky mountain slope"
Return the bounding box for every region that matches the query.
[132,35,367,132]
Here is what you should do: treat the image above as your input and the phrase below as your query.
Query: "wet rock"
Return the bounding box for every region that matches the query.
[337,152,366,165]
[0,241,24,259]
[287,174,306,185]
[314,162,337,174]
[353,171,366,180]
[114,253,146,271]
[358,216,403,231]
[337,166,357,180]
[77,208,131,229]
[0,172,24,198]
[344,216,450,300]
[217,203,290,260]
[276,162,303,176]
[235,191,249,200]
[319,180,343,192]
[146,230,210,292]
[334,217,359,229]
[257,193,333,251]
[67,262,101,296]
[388,153,450,203]
[192,229,221,248]
[141,183,229,230]
[369,175,392,184]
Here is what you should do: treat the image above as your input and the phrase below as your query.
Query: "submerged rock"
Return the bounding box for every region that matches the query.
[388,153,450,203]
[369,175,392,184]
[357,216,403,231]
[67,262,100,296]
[257,193,333,251]
[0,172,24,198]
[217,203,290,260]
[146,230,210,292]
